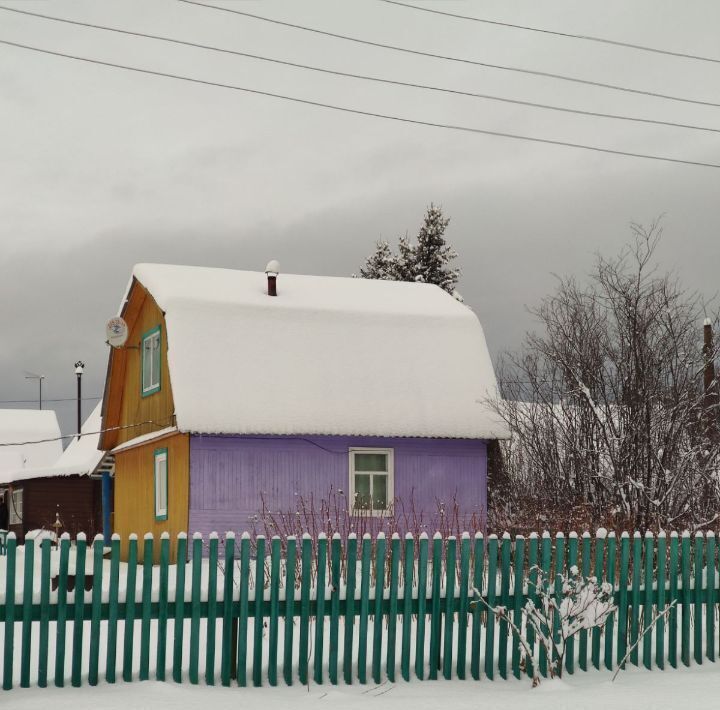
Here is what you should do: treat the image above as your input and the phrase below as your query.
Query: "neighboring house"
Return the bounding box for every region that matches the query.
[0,409,64,538]
[0,403,113,541]
[100,263,509,560]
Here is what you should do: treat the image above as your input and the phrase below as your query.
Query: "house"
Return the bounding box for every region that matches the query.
[0,409,64,538]
[0,403,113,541]
[100,263,510,560]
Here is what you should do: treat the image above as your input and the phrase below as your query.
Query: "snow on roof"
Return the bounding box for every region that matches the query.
[0,409,63,484]
[0,403,104,484]
[129,263,510,440]
[111,425,178,454]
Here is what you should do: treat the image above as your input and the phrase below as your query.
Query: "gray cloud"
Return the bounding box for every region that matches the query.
[1,0,719,437]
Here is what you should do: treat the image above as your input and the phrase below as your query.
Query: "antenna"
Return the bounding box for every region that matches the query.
[23,370,45,410]
[106,317,129,348]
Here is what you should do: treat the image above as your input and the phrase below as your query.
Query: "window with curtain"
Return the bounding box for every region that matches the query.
[154,448,168,521]
[9,488,23,526]
[142,326,161,396]
[349,448,393,515]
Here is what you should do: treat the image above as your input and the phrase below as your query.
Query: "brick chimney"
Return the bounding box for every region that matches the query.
[265,260,280,297]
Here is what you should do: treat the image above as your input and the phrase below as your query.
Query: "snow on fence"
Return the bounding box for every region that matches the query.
[0,529,717,691]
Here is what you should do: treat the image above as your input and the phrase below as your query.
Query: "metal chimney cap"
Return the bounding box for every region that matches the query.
[265,259,280,276]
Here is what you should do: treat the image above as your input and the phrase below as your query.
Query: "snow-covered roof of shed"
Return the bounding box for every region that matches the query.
[0,403,105,484]
[128,263,510,440]
[0,409,63,484]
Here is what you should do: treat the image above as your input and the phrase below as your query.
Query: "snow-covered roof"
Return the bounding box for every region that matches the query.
[0,409,63,484]
[0,403,104,484]
[111,426,178,454]
[126,263,509,440]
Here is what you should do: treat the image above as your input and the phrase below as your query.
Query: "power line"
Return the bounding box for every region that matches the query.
[1,38,719,169]
[0,416,175,447]
[177,0,720,109]
[1,4,718,136]
[380,0,720,66]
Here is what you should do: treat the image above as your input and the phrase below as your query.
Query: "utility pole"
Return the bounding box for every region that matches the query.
[703,319,718,442]
[75,361,85,436]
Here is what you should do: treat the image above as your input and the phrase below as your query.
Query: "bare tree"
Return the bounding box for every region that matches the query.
[491,222,720,532]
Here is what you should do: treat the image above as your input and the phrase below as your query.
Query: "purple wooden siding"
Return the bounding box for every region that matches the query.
[188,435,487,537]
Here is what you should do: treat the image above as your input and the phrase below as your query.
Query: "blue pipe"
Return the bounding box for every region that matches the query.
[102,471,112,545]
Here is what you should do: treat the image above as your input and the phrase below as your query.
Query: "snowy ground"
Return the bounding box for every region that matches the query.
[4,664,720,710]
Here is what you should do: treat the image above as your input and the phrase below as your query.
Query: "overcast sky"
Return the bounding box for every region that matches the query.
[1,0,719,438]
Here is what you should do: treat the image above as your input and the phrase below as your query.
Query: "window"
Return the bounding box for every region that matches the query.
[9,488,23,526]
[154,448,168,521]
[349,448,394,516]
[141,325,162,396]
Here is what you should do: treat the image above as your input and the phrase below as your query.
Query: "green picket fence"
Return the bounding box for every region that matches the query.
[0,529,718,690]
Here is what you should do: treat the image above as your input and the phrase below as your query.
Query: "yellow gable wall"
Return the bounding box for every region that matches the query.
[114,432,190,562]
[103,281,190,560]
[116,287,176,446]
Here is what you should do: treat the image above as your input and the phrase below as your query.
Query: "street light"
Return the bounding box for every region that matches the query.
[23,371,45,410]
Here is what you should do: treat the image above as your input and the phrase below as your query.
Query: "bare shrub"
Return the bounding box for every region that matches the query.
[249,486,486,551]
[474,564,615,686]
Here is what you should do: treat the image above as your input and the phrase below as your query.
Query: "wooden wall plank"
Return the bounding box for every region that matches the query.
[113,433,190,561]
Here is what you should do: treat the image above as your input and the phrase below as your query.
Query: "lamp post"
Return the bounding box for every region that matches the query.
[75,361,85,437]
[24,371,45,410]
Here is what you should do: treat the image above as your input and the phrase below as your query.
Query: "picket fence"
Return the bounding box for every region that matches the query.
[1,529,719,691]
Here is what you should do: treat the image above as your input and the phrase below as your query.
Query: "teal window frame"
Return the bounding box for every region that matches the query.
[141,324,162,397]
[154,447,169,522]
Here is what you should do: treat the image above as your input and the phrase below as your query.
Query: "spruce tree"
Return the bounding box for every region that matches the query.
[413,204,460,294]
[359,239,398,280]
[395,234,417,282]
[357,205,461,294]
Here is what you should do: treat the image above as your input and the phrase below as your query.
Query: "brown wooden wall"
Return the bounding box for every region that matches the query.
[10,476,102,542]
[114,432,190,561]
[102,283,176,451]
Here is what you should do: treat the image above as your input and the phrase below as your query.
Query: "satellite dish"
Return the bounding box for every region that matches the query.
[106,317,129,348]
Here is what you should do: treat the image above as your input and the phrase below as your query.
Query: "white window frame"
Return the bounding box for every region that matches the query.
[154,448,168,521]
[141,326,162,396]
[349,447,394,517]
[9,488,23,526]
